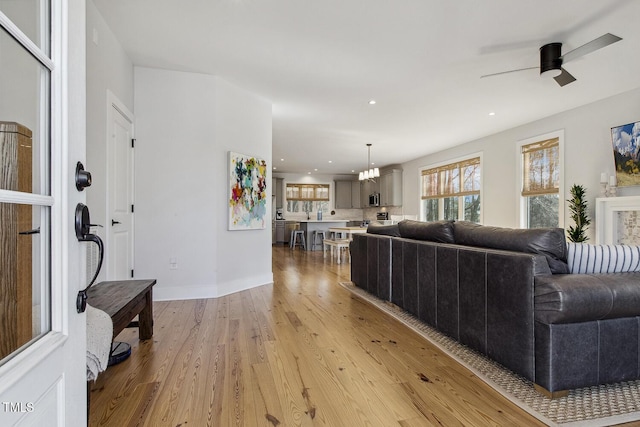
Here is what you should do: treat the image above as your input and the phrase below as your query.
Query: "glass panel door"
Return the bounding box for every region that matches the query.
[0,4,53,366]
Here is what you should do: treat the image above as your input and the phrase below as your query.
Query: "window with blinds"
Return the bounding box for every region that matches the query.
[421,157,481,199]
[519,133,562,229]
[420,157,481,223]
[286,184,330,201]
[521,137,559,196]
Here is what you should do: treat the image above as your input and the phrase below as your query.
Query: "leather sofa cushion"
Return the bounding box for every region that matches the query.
[397,219,455,243]
[535,272,640,324]
[453,221,569,274]
[367,222,401,237]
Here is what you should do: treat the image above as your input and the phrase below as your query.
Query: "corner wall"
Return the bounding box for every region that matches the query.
[402,87,640,239]
[86,0,134,283]
[134,67,273,300]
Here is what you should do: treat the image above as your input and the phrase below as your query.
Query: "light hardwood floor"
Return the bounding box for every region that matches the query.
[90,245,549,426]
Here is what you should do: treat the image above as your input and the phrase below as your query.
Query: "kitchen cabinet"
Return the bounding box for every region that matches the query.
[360,179,379,207]
[274,178,283,208]
[379,169,402,207]
[335,180,362,209]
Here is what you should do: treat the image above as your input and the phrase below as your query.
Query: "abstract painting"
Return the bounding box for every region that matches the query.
[611,120,640,187]
[228,151,268,230]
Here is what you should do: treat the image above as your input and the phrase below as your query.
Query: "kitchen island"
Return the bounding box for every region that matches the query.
[299,220,348,250]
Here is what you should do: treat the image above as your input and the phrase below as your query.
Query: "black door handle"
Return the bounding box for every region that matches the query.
[19,227,41,235]
[112,219,121,226]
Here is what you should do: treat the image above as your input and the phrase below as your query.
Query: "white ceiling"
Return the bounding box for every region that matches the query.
[93,0,640,175]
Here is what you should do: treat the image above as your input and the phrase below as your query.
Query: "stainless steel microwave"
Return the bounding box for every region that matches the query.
[369,193,379,206]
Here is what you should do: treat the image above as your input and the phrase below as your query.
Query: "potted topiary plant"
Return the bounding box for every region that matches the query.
[567,184,591,242]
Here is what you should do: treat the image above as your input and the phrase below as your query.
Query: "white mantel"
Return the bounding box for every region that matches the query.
[595,196,640,244]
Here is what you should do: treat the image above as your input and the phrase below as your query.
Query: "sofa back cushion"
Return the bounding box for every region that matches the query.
[566,243,640,273]
[366,222,401,237]
[453,221,569,273]
[397,219,455,243]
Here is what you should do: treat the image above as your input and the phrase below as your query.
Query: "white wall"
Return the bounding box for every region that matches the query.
[402,87,640,239]
[134,67,273,300]
[86,0,134,283]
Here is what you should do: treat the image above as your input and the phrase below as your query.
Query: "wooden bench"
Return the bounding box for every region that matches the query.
[323,239,351,264]
[86,279,156,340]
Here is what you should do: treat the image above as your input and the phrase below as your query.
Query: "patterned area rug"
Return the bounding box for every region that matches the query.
[339,282,640,427]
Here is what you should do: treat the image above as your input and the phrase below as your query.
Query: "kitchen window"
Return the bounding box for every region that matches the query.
[518,131,564,228]
[420,156,481,223]
[286,183,330,213]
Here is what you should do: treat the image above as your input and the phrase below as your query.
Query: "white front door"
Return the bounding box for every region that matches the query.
[107,94,134,280]
[0,1,87,425]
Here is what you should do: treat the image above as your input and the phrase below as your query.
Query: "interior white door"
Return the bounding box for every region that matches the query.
[107,99,134,280]
[0,2,87,426]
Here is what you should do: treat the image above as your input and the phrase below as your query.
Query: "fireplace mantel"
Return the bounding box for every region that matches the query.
[595,196,640,244]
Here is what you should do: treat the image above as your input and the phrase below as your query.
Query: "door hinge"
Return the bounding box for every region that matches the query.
[131,204,134,213]
[131,269,134,278]
[131,138,136,148]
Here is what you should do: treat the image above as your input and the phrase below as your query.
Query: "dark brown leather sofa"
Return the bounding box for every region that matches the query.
[350,220,640,396]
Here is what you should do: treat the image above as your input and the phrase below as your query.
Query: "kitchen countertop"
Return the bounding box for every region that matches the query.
[298,220,350,223]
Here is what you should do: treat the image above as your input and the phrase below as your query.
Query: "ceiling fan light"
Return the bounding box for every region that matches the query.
[541,68,562,78]
[540,42,563,78]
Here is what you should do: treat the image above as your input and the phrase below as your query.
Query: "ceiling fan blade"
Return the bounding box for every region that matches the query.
[561,33,622,63]
[480,66,538,79]
[554,68,577,86]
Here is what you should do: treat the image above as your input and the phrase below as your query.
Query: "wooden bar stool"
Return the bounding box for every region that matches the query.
[289,223,306,250]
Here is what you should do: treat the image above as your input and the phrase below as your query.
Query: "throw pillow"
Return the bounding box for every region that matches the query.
[566,243,640,274]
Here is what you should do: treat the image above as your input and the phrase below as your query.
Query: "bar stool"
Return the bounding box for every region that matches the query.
[290,223,306,250]
[312,230,326,251]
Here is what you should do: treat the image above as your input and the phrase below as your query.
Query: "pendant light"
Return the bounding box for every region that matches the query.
[358,143,380,181]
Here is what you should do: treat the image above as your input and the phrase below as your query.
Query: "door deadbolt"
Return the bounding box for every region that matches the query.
[75,161,92,191]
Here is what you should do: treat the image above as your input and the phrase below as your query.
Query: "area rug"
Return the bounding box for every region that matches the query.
[339,281,640,427]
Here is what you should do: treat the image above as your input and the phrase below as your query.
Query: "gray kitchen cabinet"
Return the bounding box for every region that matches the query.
[351,180,361,208]
[335,180,362,209]
[379,169,402,207]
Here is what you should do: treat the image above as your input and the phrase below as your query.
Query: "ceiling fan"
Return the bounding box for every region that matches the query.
[481,33,622,86]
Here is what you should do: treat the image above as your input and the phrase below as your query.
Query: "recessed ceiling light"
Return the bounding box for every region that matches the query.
[369,100,376,105]
[328,160,332,163]
[351,170,355,173]
[273,167,277,170]
[489,112,496,116]
[314,168,318,171]
[308,172,311,175]
[280,158,284,161]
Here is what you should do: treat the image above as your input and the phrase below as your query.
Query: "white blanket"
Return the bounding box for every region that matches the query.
[86,304,113,381]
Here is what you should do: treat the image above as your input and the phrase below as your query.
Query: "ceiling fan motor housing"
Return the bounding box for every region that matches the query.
[540,42,563,77]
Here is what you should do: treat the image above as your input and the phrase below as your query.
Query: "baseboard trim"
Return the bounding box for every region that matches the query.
[153,272,274,301]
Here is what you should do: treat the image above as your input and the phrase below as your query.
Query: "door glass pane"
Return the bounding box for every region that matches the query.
[0,0,50,54]
[0,203,50,366]
[0,4,51,367]
[0,27,50,196]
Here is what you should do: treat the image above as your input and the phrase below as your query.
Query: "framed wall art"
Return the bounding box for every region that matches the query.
[228,151,268,230]
[611,120,640,187]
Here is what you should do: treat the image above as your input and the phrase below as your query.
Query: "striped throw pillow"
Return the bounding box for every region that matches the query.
[566,243,640,274]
